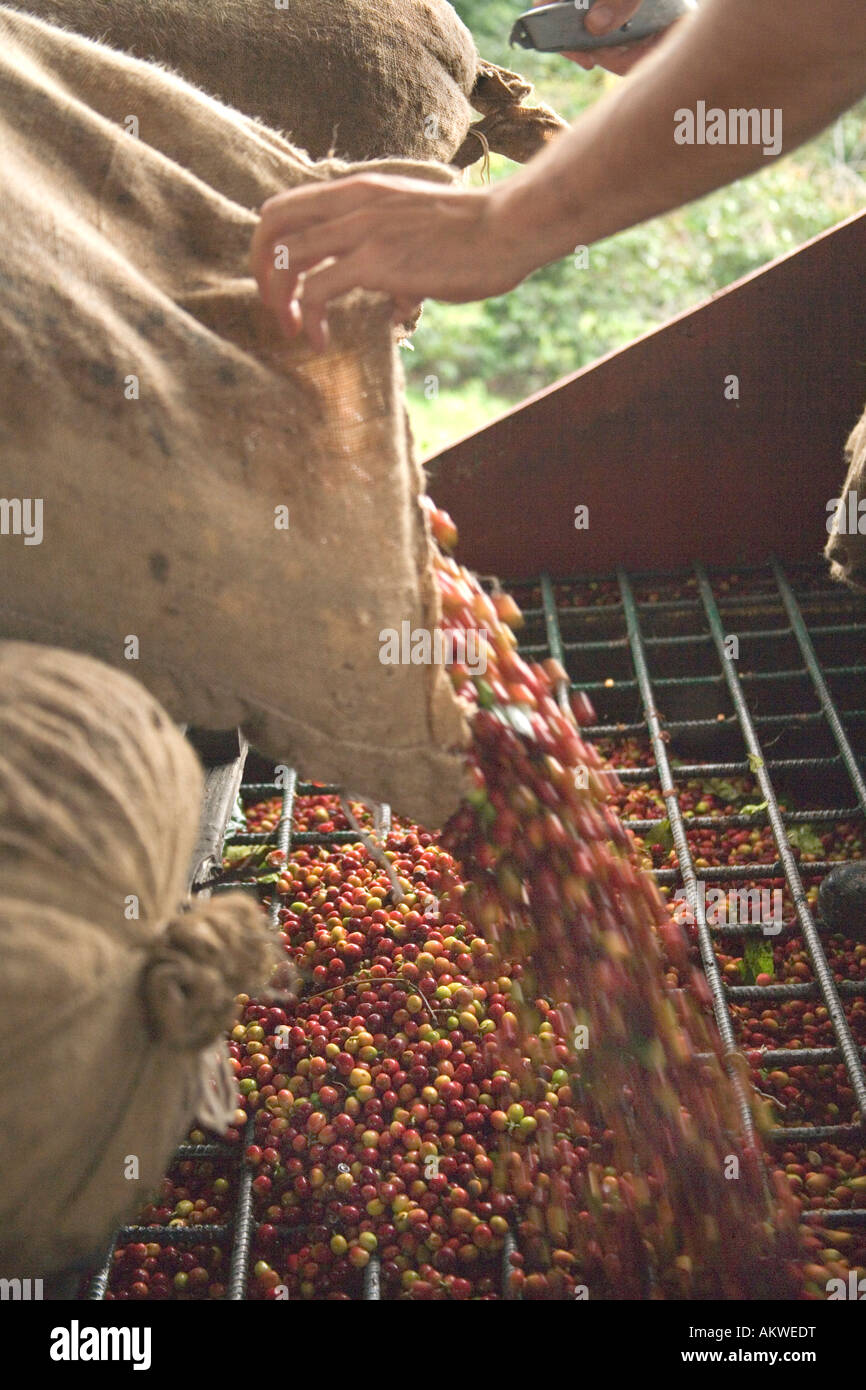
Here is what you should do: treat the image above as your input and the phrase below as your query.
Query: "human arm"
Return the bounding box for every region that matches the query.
[251,0,866,349]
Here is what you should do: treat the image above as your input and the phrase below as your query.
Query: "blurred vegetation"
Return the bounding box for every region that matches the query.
[406,0,866,456]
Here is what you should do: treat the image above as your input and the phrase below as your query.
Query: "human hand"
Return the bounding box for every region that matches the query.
[533,0,669,74]
[250,175,534,351]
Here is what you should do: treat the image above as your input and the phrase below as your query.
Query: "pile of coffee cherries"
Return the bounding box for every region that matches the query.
[102,530,866,1300]
[425,502,801,1297]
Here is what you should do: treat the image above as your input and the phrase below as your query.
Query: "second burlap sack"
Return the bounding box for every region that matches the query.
[14,0,567,168]
[0,4,472,826]
[0,643,278,1277]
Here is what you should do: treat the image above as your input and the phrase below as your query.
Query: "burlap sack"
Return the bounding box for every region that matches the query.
[14,0,566,168]
[0,643,278,1277]
[0,4,471,825]
[825,406,866,589]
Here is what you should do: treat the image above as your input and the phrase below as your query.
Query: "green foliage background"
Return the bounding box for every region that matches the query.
[406,0,866,455]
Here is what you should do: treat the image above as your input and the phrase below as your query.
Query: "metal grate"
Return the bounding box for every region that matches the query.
[532,558,866,1229]
[87,558,866,1299]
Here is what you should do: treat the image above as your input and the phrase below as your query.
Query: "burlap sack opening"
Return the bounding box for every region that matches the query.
[825,405,866,590]
[0,643,278,1277]
[14,0,567,168]
[0,4,473,826]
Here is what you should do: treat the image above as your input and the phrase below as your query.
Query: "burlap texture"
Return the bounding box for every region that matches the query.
[826,405,866,589]
[14,0,566,167]
[0,3,472,825]
[0,643,278,1277]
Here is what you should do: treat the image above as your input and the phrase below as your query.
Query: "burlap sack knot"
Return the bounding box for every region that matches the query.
[453,59,568,169]
[143,896,278,1049]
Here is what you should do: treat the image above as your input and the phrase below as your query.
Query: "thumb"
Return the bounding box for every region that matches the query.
[585,0,645,35]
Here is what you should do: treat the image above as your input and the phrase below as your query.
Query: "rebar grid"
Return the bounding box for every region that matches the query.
[693,563,866,1118]
[536,559,866,1217]
[615,569,761,1149]
[89,560,866,1301]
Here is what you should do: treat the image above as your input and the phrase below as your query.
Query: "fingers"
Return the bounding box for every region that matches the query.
[594,31,666,75]
[251,179,392,346]
[251,173,440,291]
[257,207,376,321]
[250,176,382,291]
[273,285,304,341]
[585,0,645,36]
[561,50,597,70]
[558,0,647,68]
[287,252,377,353]
[251,174,453,347]
[391,297,421,328]
[580,0,670,74]
[249,177,498,352]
